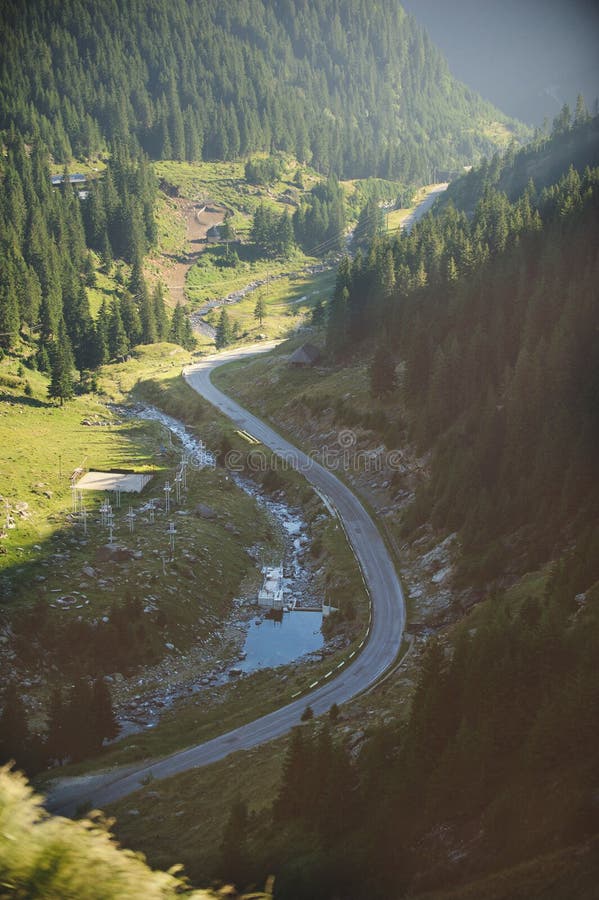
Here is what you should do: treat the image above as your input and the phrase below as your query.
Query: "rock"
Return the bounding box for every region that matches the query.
[431,565,452,585]
[82,566,97,579]
[127,809,140,816]
[165,642,175,650]
[196,503,217,519]
[113,672,124,683]
[95,545,135,563]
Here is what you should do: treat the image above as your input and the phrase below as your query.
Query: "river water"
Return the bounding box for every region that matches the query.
[236,611,323,673]
[125,403,323,676]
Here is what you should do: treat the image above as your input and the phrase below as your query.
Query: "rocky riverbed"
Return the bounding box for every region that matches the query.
[103,403,327,739]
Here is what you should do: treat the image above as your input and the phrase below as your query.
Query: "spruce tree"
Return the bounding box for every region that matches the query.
[140,285,158,344]
[0,278,20,350]
[91,677,119,749]
[64,678,94,762]
[108,299,130,360]
[120,292,142,347]
[370,343,397,398]
[152,284,168,340]
[215,308,233,349]
[253,295,266,327]
[219,798,250,888]
[48,320,75,405]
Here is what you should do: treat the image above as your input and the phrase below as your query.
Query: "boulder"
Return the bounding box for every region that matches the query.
[196,503,217,519]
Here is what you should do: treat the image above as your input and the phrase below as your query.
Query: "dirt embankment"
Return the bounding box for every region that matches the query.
[158,200,225,308]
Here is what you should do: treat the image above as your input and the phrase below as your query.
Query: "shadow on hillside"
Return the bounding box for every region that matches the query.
[0,392,51,408]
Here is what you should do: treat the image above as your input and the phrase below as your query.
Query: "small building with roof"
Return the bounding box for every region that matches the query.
[288,343,321,368]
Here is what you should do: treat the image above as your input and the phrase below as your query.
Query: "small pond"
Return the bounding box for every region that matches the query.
[236,610,323,673]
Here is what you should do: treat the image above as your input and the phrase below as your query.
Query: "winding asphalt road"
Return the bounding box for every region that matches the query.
[46,344,405,816]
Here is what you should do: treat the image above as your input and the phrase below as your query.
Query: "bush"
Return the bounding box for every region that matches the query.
[0,766,216,899]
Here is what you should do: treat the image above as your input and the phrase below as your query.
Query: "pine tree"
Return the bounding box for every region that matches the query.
[140,285,158,344]
[65,678,94,762]
[91,678,119,749]
[274,727,312,821]
[108,299,130,360]
[326,286,348,357]
[120,292,142,347]
[253,295,266,327]
[219,798,250,888]
[0,276,20,349]
[369,343,397,398]
[169,304,196,350]
[152,284,169,340]
[215,308,233,349]
[277,209,295,256]
[47,320,75,405]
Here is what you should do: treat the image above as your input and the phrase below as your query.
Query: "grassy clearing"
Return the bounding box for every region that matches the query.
[0,339,274,601]
[213,346,375,427]
[199,267,335,343]
[155,156,320,229]
[185,243,315,305]
[48,158,108,179]
[1,343,284,729]
[0,353,158,577]
[86,264,122,317]
[154,193,188,256]
[108,733,288,883]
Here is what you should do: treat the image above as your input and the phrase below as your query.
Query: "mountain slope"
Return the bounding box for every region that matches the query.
[0,0,524,179]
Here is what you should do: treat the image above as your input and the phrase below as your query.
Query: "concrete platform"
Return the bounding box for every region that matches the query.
[75,471,153,493]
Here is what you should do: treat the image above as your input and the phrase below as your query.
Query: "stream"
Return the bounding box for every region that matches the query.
[111,403,324,739]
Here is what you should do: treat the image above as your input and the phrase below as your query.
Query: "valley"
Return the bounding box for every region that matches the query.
[0,2,598,898]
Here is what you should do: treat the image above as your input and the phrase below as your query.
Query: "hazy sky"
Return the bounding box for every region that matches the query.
[400,0,599,124]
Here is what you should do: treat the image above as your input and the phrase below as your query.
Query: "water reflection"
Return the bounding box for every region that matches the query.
[235,611,323,673]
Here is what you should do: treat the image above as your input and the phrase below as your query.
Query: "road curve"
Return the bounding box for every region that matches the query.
[47,344,405,816]
[401,182,449,233]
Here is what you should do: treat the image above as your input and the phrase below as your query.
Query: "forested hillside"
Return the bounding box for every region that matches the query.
[0,132,175,401]
[442,101,599,212]
[205,113,599,900]
[0,0,522,179]
[325,115,599,584]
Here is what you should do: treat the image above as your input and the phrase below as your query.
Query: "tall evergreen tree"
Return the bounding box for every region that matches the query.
[215,308,233,350]
[90,677,119,748]
[152,283,169,340]
[47,320,75,405]
[219,798,250,889]
[107,299,129,360]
